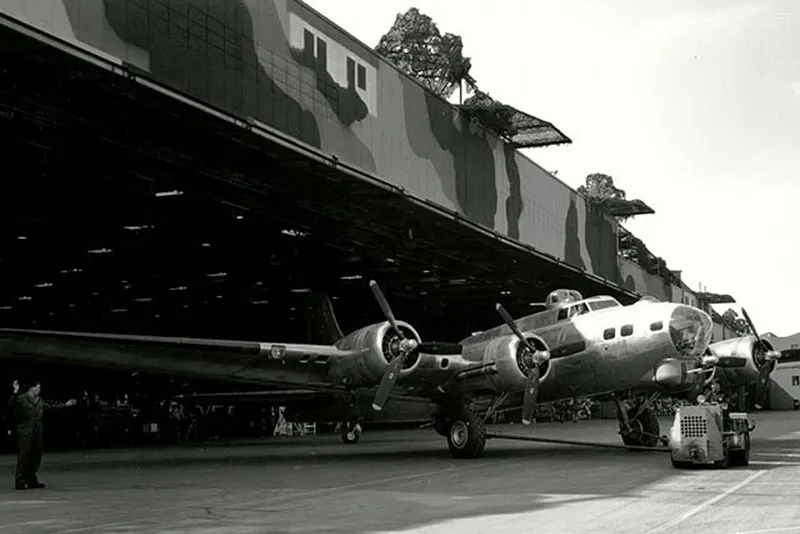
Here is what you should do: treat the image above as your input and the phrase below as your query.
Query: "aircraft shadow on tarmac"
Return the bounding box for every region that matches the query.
[21,436,792,472]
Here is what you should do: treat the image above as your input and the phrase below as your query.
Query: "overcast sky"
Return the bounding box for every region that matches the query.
[303,0,800,337]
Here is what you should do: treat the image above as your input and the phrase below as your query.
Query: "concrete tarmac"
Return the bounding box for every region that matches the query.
[0,412,799,534]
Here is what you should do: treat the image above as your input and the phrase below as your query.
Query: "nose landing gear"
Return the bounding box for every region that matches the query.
[614,395,667,448]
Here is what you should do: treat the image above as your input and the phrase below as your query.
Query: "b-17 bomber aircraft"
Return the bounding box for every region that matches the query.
[0,281,782,459]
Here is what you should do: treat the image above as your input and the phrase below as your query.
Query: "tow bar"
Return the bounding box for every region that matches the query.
[486,432,671,453]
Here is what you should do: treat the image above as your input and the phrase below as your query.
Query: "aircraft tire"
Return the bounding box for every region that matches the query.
[621,407,660,448]
[447,408,486,459]
[341,424,361,445]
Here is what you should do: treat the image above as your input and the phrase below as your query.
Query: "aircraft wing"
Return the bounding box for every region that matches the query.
[781,348,800,360]
[172,388,435,406]
[0,328,356,390]
[174,389,324,404]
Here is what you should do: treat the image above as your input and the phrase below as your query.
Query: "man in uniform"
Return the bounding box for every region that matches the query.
[8,380,76,490]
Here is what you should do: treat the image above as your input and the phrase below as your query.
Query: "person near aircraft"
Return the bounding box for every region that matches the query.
[8,379,77,490]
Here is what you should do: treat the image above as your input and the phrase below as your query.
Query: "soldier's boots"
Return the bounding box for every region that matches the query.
[14,480,45,490]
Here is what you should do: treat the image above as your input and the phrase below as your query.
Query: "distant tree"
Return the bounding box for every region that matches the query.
[375,7,477,100]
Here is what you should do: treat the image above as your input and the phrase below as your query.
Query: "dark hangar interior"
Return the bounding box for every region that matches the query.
[0,21,638,352]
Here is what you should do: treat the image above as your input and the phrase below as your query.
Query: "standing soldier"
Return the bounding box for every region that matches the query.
[8,380,76,490]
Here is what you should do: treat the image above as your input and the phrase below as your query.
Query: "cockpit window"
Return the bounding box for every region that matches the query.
[588,299,621,311]
[568,303,589,318]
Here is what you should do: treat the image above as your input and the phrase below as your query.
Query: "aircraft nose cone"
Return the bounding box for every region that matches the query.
[668,305,713,357]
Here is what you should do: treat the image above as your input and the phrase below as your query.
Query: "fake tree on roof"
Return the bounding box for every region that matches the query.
[583,173,680,285]
[719,309,750,336]
[376,9,521,137]
[375,7,477,100]
[578,173,635,222]
[375,8,572,148]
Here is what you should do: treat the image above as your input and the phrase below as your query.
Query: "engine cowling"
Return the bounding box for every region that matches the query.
[330,321,423,387]
[476,332,551,393]
[708,335,778,387]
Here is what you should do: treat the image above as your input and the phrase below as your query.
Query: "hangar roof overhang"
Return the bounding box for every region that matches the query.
[0,14,638,343]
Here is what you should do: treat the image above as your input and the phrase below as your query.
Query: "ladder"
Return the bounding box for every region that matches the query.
[272,407,317,436]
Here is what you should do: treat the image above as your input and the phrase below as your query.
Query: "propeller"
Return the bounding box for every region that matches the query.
[701,308,781,375]
[369,280,461,411]
[741,308,782,363]
[496,303,550,425]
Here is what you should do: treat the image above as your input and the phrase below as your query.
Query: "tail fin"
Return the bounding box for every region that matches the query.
[305,293,344,345]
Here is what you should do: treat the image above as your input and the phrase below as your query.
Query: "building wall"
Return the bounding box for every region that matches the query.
[769,362,800,410]
[618,259,675,301]
[762,333,800,409]
[710,322,739,343]
[0,0,620,282]
[671,284,698,308]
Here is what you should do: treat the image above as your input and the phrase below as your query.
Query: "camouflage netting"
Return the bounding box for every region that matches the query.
[618,227,682,286]
[460,91,571,148]
[590,197,654,218]
[696,292,736,304]
[375,8,571,148]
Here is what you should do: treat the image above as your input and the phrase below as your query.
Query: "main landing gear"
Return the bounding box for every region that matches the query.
[431,394,512,459]
[434,406,487,459]
[614,394,667,448]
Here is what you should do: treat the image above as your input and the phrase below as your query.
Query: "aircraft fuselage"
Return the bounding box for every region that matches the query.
[394,299,714,404]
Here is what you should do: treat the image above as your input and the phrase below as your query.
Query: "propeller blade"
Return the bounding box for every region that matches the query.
[740,307,767,349]
[370,280,403,337]
[521,367,541,425]
[415,342,463,355]
[372,356,406,411]
[496,303,537,353]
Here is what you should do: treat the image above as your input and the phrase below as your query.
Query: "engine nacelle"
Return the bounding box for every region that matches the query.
[708,335,778,387]
[472,332,551,393]
[330,321,422,387]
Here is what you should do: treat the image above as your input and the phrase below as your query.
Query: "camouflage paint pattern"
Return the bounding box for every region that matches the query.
[3,0,665,294]
[619,258,677,302]
[671,285,699,308]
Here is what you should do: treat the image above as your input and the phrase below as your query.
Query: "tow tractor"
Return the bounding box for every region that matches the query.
[668,393,755,468]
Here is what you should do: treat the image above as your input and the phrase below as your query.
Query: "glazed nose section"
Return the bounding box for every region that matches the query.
[668,305,713,357]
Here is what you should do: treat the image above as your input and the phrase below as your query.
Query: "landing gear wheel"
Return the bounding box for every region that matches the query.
[341,423,362,445]
[621,406,661,448]
[447,408,486,459]
[729,434,751,466]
